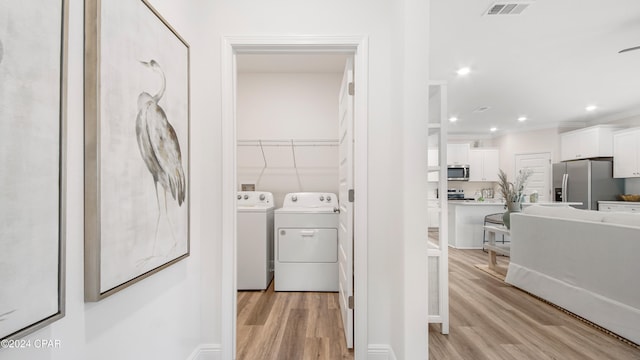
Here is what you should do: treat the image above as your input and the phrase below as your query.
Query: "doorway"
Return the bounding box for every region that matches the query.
[220,36,369,360]
[515,152,552,202]
[235,52,349,358]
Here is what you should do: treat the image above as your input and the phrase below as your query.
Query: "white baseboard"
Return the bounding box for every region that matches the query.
[186,344,221,360]
[368,344,397,360]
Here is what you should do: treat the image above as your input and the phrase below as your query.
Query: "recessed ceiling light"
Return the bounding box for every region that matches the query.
[518,116,527,122]
[456,67,471,76]
[585,105,597,112]
[449,116,458,122]
[490,127,497,132]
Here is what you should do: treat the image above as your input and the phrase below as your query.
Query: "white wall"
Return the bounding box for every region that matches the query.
[2,0,430,359]
[494,127,561,180]
[211,0,429,358]
[0,0,217,359]
[236,72,341,139]
[398,0,430,357]
[493,123,640,197]
[626,178,640,194]
[236,72,341,207]
[444,129,561,199]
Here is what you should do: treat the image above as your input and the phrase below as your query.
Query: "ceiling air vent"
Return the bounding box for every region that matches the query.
[473,106,491,113]
[484,1,534,15]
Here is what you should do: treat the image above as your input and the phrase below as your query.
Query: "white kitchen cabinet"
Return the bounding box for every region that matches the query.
[468,148,500,182]
[613,128,640,178]
[560,132,577,160]
[447,143,470,165]
[598,201,640,212]
[560,125,619,161]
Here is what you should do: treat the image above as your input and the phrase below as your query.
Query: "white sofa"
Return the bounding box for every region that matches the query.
[506,205,640,344]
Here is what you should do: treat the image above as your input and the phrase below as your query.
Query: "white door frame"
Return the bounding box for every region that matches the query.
[221,35,369,360]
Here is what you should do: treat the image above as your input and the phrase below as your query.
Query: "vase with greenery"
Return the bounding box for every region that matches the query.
[497,168,533,229]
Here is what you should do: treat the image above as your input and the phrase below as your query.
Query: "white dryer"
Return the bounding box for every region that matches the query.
[274,192,339,292]
[237,191,274,290]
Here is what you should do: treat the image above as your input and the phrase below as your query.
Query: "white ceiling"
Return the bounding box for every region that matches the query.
[431,0,640,135]
[235,2,640,136]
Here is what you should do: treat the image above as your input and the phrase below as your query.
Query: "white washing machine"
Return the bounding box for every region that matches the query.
[274,192,339,292]
[237,191,274,290]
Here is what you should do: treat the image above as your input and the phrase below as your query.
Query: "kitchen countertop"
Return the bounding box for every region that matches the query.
[448,200,583,206]
[447,200,584,249]
[598,200,640,205]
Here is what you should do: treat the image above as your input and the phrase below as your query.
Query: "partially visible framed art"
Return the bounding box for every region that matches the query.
[0,0,68,340]
[84,0,190,301]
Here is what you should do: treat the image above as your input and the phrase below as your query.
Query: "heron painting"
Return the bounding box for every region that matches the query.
[137,59,185,207]
[84,0,190,301]
[136,59,185,258]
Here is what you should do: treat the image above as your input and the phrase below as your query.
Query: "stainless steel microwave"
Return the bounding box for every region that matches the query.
[447,165,470,181]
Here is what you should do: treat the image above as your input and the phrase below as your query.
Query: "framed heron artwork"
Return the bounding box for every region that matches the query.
[0,0,67,340]
[84,0,190,301]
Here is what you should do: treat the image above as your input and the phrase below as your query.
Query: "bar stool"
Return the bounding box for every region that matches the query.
[483,213,506,251]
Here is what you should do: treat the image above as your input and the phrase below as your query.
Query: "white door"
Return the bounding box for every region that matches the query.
[338,57,354,349]
[515,152,551,202]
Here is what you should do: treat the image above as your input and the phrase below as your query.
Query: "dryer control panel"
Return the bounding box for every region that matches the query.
[282,192,338,209]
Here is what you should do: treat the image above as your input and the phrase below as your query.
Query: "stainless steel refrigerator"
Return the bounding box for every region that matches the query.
[553,159,624,210]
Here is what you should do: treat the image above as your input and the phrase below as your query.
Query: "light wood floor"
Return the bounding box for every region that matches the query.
[430,247,640,360]
[236,282,354,360]
[237,248,640,360]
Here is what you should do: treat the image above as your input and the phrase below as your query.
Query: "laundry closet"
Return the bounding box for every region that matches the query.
[234,53,354,357]
[236,54,344,206]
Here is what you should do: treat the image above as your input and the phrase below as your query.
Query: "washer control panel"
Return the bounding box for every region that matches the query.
[237,191,273,207]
